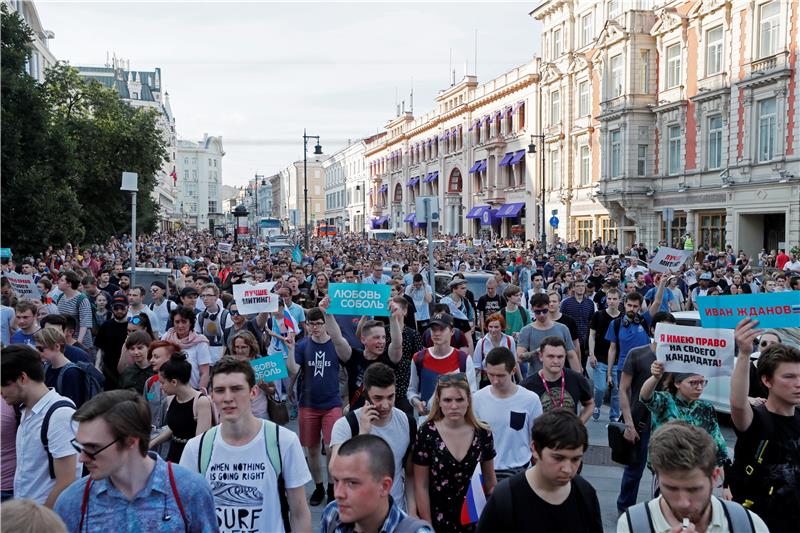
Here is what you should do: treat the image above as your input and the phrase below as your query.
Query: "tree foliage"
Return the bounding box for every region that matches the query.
[1,5,166,256]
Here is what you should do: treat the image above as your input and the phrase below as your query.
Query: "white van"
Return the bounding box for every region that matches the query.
[367,229,396,241]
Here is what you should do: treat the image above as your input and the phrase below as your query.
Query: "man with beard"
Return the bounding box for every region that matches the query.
[619,422,765,532]
[94,294,130,390]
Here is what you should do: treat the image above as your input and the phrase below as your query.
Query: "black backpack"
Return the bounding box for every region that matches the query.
[45,361,105,405]
[345,408,417,462]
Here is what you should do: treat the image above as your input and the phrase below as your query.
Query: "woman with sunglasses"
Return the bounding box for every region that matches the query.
[413,373,496,532]
[639,362,730,476]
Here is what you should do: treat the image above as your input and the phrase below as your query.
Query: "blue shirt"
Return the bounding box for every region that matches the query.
[644,286,673,313]
[321,497,433,533]
[1,306,14,346]
[10,328,37,347]
[54,453,217,533]
[295,337,342,409]
[604,312,652,370]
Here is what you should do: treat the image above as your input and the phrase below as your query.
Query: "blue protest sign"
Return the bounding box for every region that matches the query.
[250,354,288,384]
[327,283,391,316]
[0,248,11,259]
[696,292,800,329]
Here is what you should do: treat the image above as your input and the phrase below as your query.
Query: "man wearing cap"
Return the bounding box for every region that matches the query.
[407,312,477,420]
[148,281,177,336]
[689,272,713,310]
[95,294,130,390]
[179,286,200,313]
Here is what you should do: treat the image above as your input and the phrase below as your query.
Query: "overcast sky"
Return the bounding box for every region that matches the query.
[37,1,542,186]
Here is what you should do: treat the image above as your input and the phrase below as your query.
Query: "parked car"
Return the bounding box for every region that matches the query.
[669,310,800,414]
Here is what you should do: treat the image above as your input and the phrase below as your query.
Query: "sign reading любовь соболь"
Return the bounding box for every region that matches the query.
[327,283,391,316]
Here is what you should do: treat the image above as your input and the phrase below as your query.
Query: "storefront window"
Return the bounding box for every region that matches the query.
[577,218,593,247]
[661,214,687,247]
[599,216,618,244]
[700,213,726,250]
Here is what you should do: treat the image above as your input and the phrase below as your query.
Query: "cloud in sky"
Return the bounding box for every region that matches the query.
[37,1,542,186]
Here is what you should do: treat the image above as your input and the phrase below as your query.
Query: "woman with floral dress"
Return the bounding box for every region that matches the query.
[413,373,496,533]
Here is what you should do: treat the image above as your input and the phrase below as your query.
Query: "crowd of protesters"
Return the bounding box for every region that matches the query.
[1,228,798,533]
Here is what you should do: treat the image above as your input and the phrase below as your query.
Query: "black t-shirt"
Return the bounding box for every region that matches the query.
[477,294,507,319]
[589,310,619,364]
[520,369,592,415]
[477,473,602,533]
[730,406,800,533]
[344,348,394,410]
[556,314,580,343]
[621,345,657,430]
[95,319,128,390]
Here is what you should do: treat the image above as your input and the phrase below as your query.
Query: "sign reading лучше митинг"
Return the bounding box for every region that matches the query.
[326,283,391,316]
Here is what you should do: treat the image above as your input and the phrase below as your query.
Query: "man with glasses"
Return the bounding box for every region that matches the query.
[1,345,80,507]
[54,390,216,531]
[147,281,176,337]
[195,283,231,364]
[95,294,131,390]
[363,261,391,285]
[127,285,161,337]
[517,293,580,377]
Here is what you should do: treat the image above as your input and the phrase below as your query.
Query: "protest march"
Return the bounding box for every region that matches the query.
[1,229,798,533]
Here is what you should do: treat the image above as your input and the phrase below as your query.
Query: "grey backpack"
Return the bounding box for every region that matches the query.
[624,497,755,532]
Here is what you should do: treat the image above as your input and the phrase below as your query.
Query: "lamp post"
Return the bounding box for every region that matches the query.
[233,204,249,244]
[528,135,546,253]
[250,173,265,235]
[303,130,322,251]
[120,172,138,286]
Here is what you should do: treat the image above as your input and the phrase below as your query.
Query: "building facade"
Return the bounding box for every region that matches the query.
[4,0,56,82]
[323,140,368,234]
[175,135,225,231]
[591,0,799,255]
[365,63,540,239]
[244,174,272,230]
[76,59,179,230]
[270,156,327,232]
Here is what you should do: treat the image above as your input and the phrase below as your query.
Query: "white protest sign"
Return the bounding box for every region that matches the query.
[218,242,232,253]
[3,273,41,300]
[649,247,694,273]
[654,323,735,378]
[233,282,278,314]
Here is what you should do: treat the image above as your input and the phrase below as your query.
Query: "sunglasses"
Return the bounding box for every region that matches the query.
[70,437,121,460]
[438,372,468,384]
[128,316,143,325]
[532,308,549,315]
[229,310,240,316]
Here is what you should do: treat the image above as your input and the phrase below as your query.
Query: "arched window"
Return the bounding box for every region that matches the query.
[394,183,402,203]
[448,169,463,193]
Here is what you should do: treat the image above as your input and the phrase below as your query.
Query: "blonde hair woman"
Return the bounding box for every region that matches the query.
[413,373,496,532]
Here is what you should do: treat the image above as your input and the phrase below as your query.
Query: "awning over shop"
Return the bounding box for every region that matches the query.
[407,177,420,187]
[496,202,525,218]
[466,205,491,219]
[371,215,388,228]
[378,184,388,193]
[477,160,488,173]
[508,150,526,165]
[499,153,514,167]
[468,161,482,173]
[404,213,416,222]
[423,171,439,183]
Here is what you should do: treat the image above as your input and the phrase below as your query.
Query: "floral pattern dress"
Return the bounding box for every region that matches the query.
[413,420,495,533]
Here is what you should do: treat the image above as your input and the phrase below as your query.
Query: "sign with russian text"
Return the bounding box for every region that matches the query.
[654,323,735,378]
[232,282,278,314]
[250,353,288,384]
[649,247,693,273]
[327,283,391,316]
[696,292,800,329]
[217,242,232,253]
[2,273,41,300]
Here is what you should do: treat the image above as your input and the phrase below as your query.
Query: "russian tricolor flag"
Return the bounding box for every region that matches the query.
[460,463,486,525]
[284,308,299,334]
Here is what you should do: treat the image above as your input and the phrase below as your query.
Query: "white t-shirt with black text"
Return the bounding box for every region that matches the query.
[179,420,312,533]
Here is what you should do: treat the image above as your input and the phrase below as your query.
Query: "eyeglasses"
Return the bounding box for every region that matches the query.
[128,316,143,325]
[201,293,216,298]
[685,379,709,389]
[307,321,325,328]
[532,308,549,315]
[229,310,240,316]
[438,372,468,384]
[71,437,121,460]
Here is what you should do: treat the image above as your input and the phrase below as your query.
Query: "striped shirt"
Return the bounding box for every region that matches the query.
[56,293,94,350]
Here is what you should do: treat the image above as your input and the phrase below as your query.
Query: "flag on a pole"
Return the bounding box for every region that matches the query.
[292,244,303,264]
[459,463,486,525]
[170,167,177,185]
[283,308,299,334]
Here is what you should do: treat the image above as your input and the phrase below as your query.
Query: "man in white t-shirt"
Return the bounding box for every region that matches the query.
[126,285,161,335]
[330,363,416,513]
[473,346,542,481]
[180,356,312,533]
[1,344,80,507]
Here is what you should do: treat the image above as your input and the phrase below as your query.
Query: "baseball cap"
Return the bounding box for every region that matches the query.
[429,312,454,329]
[150,280,167,291]
[111,294,128,308]
[180,287,199,298]
[448,278,467,289]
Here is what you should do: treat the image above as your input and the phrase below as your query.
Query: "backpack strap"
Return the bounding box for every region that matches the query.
[263,420,282,477]
[78,476,93,532]
[456,349,468,372]
[719,498,755,533]
[167,461,189,532]
[404,410,417,464]
[395,516,433,533]
[41,400,75,479]
[198,426,219,475]
[624,501,655,533]
[56,362,78,394]
[345,410,359,438]
[414,348,428,382]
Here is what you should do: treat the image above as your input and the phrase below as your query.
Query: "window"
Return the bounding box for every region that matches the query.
[184,157,189,165]
[637,145,647,176]
[700,213,726,250]
[580,144,590,185]
[577,219,593,247]
[552,28,562,59]
[131,92,138,99]
[208,159,212,167]
[668,125,681,175]
[578,80,590,116]
[208,201,217,213]
[610,130,621,177]
[600,216,618,243]
[581,13,593,47]
[550,91,561,125]
[666,44,681,88]
[550,148,560,189]
[757,97,776,162]
[706,26,723,75]
[661,214,687,247]
[708,116,723,169]
[448,169,462,193]
[759,1,780,58]
[192,170,197,179]
[214,159,218,167]
[610,54,623,98]
[608,0,621,18]
[640,49,650,92]
[183,170,189,179]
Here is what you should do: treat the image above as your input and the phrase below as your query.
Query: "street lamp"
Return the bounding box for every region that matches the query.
[120,172,138,286]
[249,173,266,233]
[303,130,322,251]
[233,204,249,244]
[355,184,367,238]
[528,135,546,252]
